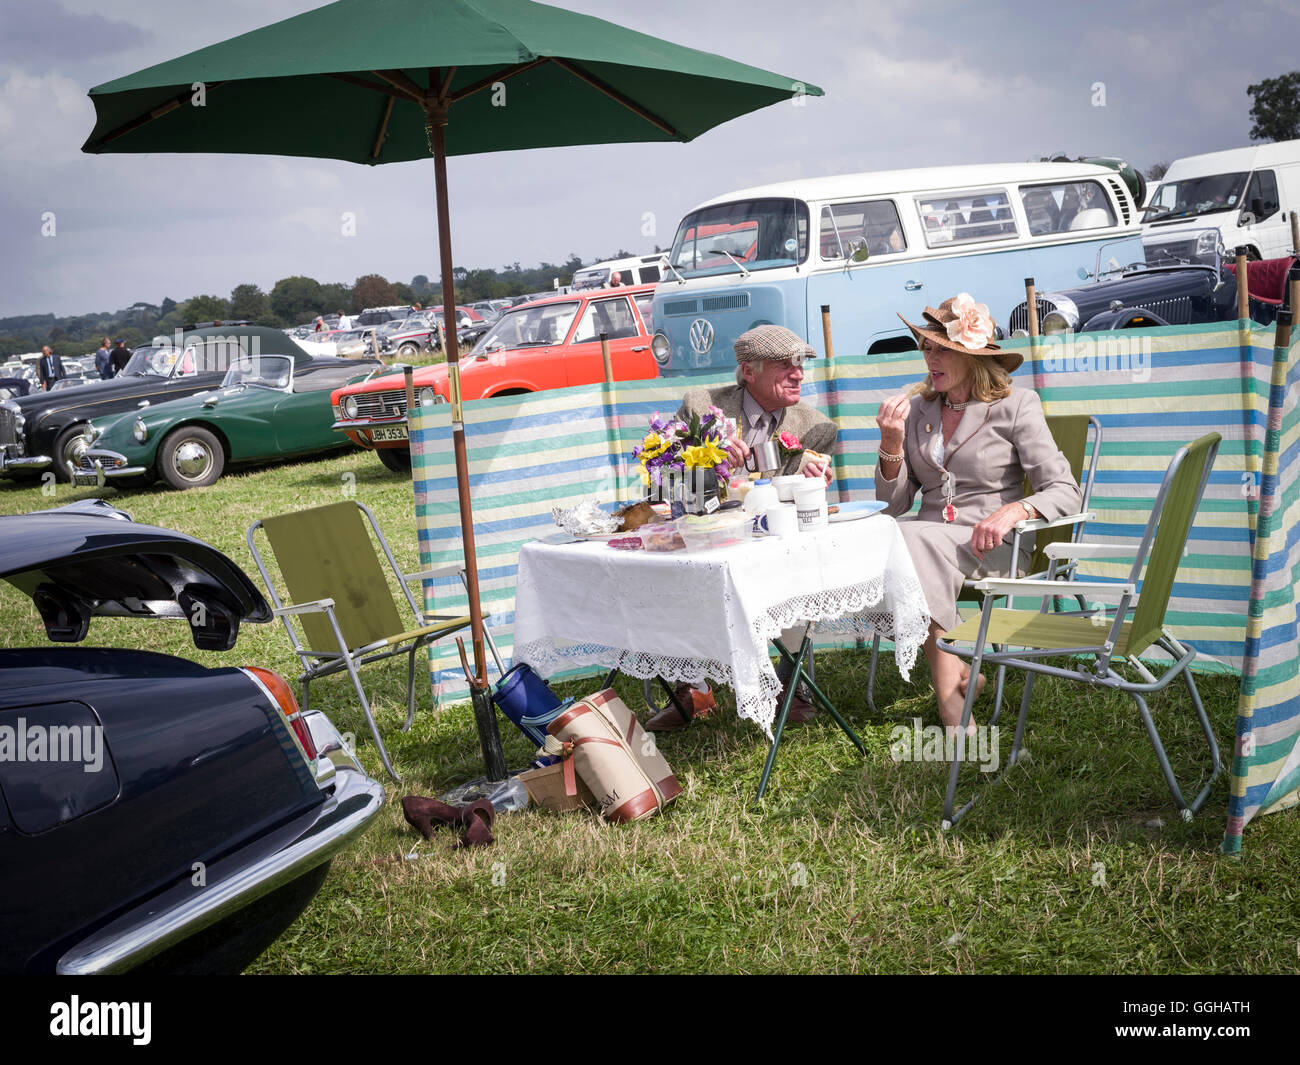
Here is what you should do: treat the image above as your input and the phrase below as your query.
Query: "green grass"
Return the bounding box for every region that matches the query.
[3,455,1299,974]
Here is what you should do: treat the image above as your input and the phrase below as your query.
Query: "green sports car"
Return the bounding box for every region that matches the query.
[75,348,382,490]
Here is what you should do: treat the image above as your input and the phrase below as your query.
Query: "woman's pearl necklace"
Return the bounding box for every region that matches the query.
[943,396,969,412]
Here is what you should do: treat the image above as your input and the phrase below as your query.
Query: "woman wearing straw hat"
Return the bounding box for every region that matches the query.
[876,294,1081,732]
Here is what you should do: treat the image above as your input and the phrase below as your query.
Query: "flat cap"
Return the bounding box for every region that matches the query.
[733,324,816,364]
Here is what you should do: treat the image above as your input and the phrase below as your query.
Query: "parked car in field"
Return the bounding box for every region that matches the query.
[331,284,659,472]
[382,313,442,358]
[0,327,315,484]
[75,349,382,490]
[1006,229,1294,335]
[0,499,384,974]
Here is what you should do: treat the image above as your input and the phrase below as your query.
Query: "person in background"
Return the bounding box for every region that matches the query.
[646,324,837,732]
[37,346,65,391]
[336,309,353,330]
[313,316,325,333]
[109,338,132,375]
[94,337,113,379]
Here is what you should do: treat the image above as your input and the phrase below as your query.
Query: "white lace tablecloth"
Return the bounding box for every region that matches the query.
[513,515,929,737]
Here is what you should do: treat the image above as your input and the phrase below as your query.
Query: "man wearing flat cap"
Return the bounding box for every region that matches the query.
[646,324,837,731]
[676,323,836,479]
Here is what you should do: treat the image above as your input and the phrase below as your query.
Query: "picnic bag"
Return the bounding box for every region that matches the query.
[543,688,682,822]
[491,663,569,747]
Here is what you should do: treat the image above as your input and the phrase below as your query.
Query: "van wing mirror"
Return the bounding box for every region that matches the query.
[847,239,870,264]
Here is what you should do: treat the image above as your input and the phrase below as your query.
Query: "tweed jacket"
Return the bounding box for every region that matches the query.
[677,384,837,477]
[875,386,1081,529]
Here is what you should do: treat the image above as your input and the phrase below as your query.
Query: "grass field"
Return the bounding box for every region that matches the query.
[3,450,1298,974]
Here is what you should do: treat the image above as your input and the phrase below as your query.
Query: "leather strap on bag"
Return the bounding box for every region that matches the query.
[540,733,625,797]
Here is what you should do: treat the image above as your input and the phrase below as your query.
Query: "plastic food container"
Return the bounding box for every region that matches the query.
[638,521,686,552]
[772,474,805,502]
[675,511,754,552]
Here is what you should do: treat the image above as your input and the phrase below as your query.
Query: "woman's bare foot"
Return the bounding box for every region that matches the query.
[958,670,987,700]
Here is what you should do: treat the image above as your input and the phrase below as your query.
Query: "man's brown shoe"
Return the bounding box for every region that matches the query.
[778,678,816,724]
[645,684,715,731]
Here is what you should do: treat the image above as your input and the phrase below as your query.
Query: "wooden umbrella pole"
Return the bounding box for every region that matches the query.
[427,110,486,686]
[1291,212,1300,256]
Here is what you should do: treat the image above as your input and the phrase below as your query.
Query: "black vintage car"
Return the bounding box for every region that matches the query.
[1007,232,1296,336]
[0,326,329,483]
[0,500,384,974]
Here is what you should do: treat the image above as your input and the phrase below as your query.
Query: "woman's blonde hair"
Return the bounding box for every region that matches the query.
[908,341,1013,402]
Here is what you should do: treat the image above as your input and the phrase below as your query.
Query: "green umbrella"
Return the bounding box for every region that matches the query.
[83,0,823,777]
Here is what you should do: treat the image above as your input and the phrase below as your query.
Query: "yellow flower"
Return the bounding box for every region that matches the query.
[638,432,670,464]
[683,440,727,469]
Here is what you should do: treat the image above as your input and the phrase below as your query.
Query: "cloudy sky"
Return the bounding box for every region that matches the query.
[2,0,1297,319]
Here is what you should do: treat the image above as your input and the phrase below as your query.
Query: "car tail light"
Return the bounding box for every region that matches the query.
[242,666,317,761]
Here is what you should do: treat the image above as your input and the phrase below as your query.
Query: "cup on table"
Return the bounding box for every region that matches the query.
[759,503,798,538]
[794,481,828,530]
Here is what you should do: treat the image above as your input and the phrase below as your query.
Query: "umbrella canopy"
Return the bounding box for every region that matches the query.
[82,0,822,160]
[82,0,822,778]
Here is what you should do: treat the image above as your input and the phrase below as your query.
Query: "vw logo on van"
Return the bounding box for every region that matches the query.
[688,318,715,356]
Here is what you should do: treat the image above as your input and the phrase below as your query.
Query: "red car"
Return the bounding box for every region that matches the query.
[331,285,658,472]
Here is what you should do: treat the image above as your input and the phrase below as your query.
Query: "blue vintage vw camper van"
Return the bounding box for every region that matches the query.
[649,161,1144,372]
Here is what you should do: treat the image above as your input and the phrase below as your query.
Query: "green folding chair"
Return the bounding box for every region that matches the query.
[936,432,1222,828]
[866,414,1102,720]
[247,500,504,782]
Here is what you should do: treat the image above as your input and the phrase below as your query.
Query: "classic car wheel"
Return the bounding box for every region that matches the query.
[158,426,225,490]
[397,341,420,358]
[376,447,412,475]
[52,424,92,483]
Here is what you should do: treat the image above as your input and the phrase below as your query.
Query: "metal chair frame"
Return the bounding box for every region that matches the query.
[934,433,1223,828]
[247,500,503,782]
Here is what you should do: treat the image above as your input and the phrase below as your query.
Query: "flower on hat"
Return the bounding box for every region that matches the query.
[945,293,993,351]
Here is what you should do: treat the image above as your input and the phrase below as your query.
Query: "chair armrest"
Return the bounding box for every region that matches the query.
[970,577,1135,598]
[273,598,335,617]
[1043,542,1188,560]
[405,563,463,585]
[1013,510,1095,534]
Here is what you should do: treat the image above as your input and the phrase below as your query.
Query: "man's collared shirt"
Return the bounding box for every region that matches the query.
[740,388,786,447]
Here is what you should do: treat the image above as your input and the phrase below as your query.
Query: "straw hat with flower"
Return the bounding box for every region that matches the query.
[898,293,1022,373]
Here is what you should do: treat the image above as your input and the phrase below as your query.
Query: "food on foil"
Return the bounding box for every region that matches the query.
[551,498,621,536]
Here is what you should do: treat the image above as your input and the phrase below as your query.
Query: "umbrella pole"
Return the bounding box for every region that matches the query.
[428,108,506,781]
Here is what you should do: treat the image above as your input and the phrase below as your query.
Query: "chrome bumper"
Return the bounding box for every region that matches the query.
[55,711,385,975]
[332,417,408,431]
[71,449,148,487]
[0,451,51,474]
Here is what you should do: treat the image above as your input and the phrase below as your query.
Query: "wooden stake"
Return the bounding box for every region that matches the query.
[599,331,613,386]
[1278,310,1293,351]
[1236,247,1250,321]
[1291,212,1299,255]
[1024,277,1039,337]
[820,304,834,358]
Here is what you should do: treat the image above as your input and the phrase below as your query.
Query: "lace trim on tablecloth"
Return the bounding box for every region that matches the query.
[512,640,785,734]
[751,572,928,681]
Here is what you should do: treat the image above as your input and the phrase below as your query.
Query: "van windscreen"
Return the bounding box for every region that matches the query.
[669,198,809,276]
[1143,172,1248,223]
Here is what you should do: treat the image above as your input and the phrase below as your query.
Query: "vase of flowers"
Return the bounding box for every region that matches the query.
[633,407,734,515]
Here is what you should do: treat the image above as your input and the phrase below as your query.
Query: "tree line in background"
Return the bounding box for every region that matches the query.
[0,250,646,358]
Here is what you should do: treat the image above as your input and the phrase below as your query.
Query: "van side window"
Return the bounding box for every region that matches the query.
[916,189,1018,246]
[638,264,661,283]
[1019,180,1115,236]
[820,200,905,260]
[1245,170,1280,219]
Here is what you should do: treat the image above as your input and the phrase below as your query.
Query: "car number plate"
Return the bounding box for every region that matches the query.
[370,426,409,442]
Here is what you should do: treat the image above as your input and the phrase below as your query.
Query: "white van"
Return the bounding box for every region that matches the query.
[649,161,1144,370]
[572,254,665,290]
[1143,139,1300,261]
